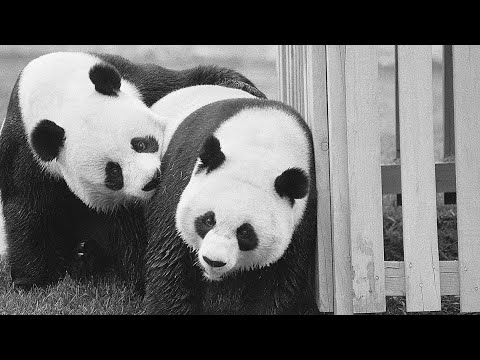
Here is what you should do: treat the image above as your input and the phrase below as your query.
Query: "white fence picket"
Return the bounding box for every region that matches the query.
[453,45,480,312]
[397,45,441,312]
[326,45,354,314]
[345,45,386,313]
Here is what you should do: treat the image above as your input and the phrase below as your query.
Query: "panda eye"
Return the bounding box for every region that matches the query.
[131,136,159,153]
[137,141,146,152]
[195,211,216,238]
[203,213,216,228]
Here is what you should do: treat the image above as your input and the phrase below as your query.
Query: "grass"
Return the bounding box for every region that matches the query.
[0,255,145,315]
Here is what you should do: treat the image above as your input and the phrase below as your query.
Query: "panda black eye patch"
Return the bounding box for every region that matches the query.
[105,161,123,191]
[236,223,258,251]
[194,211,216,238]
[131,136,159,153]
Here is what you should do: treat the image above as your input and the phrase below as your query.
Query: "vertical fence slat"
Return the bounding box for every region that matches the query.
[452,45,480,313]
[326,45,354,315]
[397,45,441,312]
[345,45,386,313]
[304,45,334,312]
[277,45,334,312]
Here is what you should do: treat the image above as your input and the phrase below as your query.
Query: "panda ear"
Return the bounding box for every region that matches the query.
[274,168,309,206]
[31,119,65,161]
[197,135,225,174]
[89,63,121,96]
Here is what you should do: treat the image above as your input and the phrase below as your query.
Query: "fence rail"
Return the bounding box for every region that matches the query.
[277,45,480,313]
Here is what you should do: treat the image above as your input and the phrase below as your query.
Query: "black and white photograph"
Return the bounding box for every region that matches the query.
[0,45,477,315]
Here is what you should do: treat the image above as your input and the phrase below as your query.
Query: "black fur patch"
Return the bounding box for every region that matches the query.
[105,161,123,191]
[217,79,267,99]
[89,63,121,96]
[194,211,216,238]
[142,169,160,192]
[236,223,258,251]
[197,136,225,174]
[131,136,159,153]
[274,168,309,206]
[30,119,65,161]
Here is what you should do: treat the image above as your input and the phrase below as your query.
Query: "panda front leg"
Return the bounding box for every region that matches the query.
[3,193,76,290]
[144,236,203,314]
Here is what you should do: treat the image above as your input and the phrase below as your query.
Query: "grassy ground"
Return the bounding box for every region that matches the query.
[0,254,144,315]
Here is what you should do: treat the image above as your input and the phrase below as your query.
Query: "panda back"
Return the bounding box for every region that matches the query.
[150,85,256,155]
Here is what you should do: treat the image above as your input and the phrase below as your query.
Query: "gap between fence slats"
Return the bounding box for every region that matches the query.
[381,162,456,195]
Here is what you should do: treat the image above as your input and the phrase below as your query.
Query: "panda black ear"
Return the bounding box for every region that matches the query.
[31,119,65,161]
[89,63,121,96]
[274,168,309,206]
[198,135,225,174]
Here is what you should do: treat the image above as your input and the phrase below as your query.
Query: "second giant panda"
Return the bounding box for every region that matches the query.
[144,85,319,314]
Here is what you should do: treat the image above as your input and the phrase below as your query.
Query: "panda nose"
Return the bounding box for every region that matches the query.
[142,169,160,192]
[202,256,226,268]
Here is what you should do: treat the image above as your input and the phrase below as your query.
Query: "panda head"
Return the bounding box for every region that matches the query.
[28,62,165,212]
[176,134,310,281]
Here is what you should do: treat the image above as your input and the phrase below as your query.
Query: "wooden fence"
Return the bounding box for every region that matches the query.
[277,45,480,314]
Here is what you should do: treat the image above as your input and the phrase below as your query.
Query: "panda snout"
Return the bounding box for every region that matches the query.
[142,169,161,192]
[202,256,226,268]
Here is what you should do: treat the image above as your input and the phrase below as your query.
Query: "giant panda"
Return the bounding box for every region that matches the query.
[144,85,319,314]
[0,52,265,293]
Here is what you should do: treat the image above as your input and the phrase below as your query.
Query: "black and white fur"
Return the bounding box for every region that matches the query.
[0,53,265,292]
[144,85,319,314]
[19,52,165,211]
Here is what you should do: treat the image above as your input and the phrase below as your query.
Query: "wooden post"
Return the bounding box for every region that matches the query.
[345,45,386,313]
[304,46,334,313]
[452,45,480,312]
[397,45,441,312]
[326,45,354,315]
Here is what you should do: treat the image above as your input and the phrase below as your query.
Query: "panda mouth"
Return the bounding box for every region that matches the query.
[201,264,233,282]
[203,271,225,282]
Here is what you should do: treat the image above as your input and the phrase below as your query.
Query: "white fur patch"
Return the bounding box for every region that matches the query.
[150,85,255,156]
[17,52,166,212]
[0,117,5,135]
[174,100,311,280]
